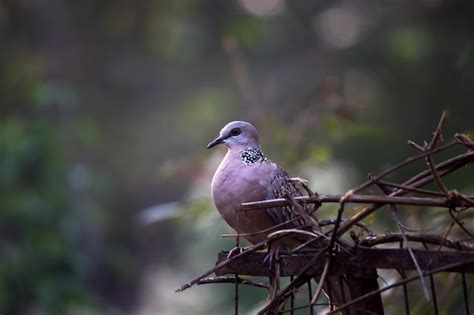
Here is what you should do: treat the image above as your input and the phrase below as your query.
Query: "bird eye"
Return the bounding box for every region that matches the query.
[229,128,241,137]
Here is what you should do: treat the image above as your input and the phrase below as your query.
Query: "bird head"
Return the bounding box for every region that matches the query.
[207,121,260,150]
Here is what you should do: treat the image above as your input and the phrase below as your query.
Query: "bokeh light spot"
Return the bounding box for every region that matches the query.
[239,0,285,17]
[314,6,364,49]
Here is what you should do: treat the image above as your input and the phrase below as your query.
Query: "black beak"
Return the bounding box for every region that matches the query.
[207,136,224,149]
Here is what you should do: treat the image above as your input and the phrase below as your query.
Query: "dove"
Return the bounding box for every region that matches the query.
[207,121,311,248]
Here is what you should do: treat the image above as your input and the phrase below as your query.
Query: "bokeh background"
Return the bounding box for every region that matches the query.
[1,0,473,314]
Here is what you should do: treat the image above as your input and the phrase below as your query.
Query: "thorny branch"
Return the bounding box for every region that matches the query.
[326,258,474,314]
[178,112,474,315]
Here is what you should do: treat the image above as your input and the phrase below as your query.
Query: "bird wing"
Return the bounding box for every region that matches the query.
[265,163,307,228]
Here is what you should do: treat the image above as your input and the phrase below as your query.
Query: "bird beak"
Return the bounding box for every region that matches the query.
[207,136,224,149]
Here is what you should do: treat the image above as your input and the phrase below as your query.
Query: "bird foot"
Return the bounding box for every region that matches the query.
[263,245,283,270]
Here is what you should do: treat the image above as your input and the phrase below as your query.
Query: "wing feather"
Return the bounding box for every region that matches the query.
[265,164,306,228]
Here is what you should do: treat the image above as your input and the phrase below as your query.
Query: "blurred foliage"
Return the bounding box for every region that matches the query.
[0,36,134,315]
[0,108,92,313]
[0,0,473,314]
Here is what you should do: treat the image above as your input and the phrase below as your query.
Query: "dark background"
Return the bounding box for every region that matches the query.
[0,0,473,314]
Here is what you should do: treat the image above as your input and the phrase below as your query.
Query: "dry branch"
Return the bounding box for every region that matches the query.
[240,191,474,211]
[215,248,474,276]
[196,276,269,289]
[327,258,474,314]
[360,232,474,250]
[180,112,474,315]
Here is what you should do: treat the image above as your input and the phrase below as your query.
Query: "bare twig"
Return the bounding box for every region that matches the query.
[239,192,474,211]
[310,257,330,304]
[220,218,310,238]
[449,208,474,237]
[285,190,321,232]
[195,112,474,314]
[197,276,269,289]
[372,176,431,301]
[456,133,474,150]
[346,140,458,195]
[426,155,450,195]
[408,140,426,152]
[375,179,446,197]
[360,233,474,251]
[176,240,267,292]
[257,247,328,314]
[427,110,447,150]
[336,151,474,236]
[234,234,240,315]
[319,219,373,236]
[326,259,474,314]
[268,228,319,239]
[177,225,328,293]
[389,203,430,300]
[177,228,305,292]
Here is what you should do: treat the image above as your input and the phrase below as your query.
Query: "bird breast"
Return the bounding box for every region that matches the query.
[211,153,277,243]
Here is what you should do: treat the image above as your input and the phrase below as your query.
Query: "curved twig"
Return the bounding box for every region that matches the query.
[327,259,474,314]
[360,233,474,251]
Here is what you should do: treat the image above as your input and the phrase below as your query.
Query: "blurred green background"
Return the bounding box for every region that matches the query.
[1,0,473,314]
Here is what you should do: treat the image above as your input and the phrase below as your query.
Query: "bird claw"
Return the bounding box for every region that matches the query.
[263,245,282,270]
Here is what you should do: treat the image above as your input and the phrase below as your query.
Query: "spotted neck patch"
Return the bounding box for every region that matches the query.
[240,147,267,165]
